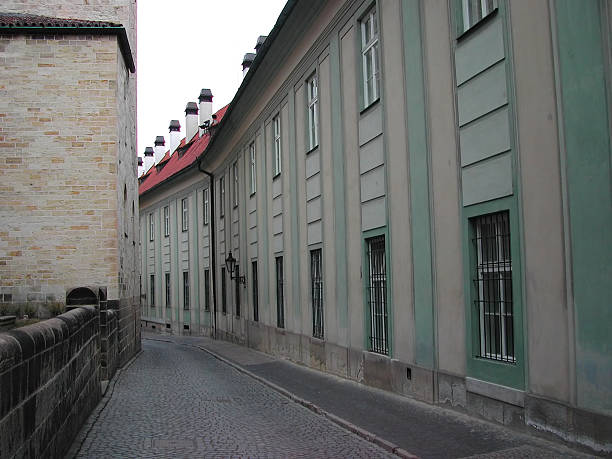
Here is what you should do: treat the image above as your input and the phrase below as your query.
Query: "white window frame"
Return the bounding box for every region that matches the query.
[361,7,380,107]
[163,205,169,237]
[249,142,256,195]
[181,197,188,232]
[203,188,209,225]
[307,74,319,150]
[232,160,239,208]
[219,176,225,218]
[149,213,154,241]
[273,115,281,176]
[462,0,497,32]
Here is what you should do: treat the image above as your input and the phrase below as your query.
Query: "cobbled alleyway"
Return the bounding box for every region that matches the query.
[73,338,394,458]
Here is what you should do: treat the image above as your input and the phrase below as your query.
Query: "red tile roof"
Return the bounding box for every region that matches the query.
[138,105,229,195]
[0,12,121,28]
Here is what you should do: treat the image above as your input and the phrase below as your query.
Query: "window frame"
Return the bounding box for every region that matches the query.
[181,197,189,232]
[150,274,155,308]
[163,205,170,237]
[364,234,389,356]
[203,188,209,225]
[165,272,171,308]
[204,268,210,311]
[461,0,498,33]
[307,73,319,151]
[311,249,324,339]
[232,160,239,208]
[219,176,225,218]
[249,142,256,195]
[273,115,282,177]
[275,256,284,328]
[360,6,380,108]
[149,213,154,241]
[221,267,227,314]
[252,260,259,322]
[183,271,190,310]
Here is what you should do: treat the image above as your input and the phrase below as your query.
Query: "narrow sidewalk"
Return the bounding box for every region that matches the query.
[143,332,594,459]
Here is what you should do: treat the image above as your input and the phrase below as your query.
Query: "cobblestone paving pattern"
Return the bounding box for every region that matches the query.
[75,339,395,458]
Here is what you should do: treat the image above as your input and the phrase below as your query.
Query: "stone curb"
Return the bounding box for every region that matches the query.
[65,348,144,459]
[194,343,420,459]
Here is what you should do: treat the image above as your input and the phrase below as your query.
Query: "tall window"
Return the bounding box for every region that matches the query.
[235,265,241,317]
[221,267,227,314]
[249,142,256,195]
[366,235,388,355]
[252,261,259,322]
[163,206,170,237]
[149,213,154,241]
[219,176,225,218]
[183,271,190,310]
[307,74,319,150]
[462,0,497,32]
[181,198,188,231]
[203,188,209,225]
[232,161,239,208]
[472,211,514,362]
[204,269,210,311]
[276,256,284,328]
[311,249,323,339]
[150,274,155,308]
[361,7,380,107]
[165,273,171,308]
[273,115,282,176]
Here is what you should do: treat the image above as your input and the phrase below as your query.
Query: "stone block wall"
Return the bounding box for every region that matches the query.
[100,308,118,381]
[0,306,101,459]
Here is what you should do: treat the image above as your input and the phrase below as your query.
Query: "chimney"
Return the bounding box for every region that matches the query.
[137,156,144,177]
[168,120,181,155]
[154,136,165,164]
[255,35,267,53]
[185,102,199,142]
[143,147,154,173]
[242,53,255,77]
[198,88,213,136]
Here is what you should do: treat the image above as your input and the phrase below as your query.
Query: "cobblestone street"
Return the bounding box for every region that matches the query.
[73,338,394,458]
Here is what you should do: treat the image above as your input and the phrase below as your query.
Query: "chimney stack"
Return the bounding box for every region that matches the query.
[137,156,144,177]
[143,147,154,173]
[255,35,267,53]
[154,136,165,164]
[242,53,255,77]
[185,102,199,142]
[168,120,181,155]
[198,88,213,136]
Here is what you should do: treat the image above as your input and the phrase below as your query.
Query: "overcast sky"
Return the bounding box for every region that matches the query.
[136,0,287,157]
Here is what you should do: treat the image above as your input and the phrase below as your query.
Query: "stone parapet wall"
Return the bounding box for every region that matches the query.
[100,308,117,381]
[0,306,105,458]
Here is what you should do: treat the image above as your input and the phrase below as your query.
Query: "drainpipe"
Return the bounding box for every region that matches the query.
[198,163,217,340]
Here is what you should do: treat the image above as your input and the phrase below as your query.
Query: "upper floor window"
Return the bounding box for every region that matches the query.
[203,188,209,225]
[219,176,225,218]
[249,142,256,195]
[462,0,497,32]
[361,7,380,107]
[163,205,170,237]
[307,74,319,150]
[273,115,282,176]
[232,160,239,208]
[181,198,188,232]
[149,213,154,241]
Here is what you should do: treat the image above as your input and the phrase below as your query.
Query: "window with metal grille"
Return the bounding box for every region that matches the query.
[472,211,514,363]
[204,269,210,311]
[307,74,319,150]
[235,265,241,317]
[276,256,284,328]
[181,198,188,232]
[249,142,256,195]
[150,274,155,308]
[311,249,324,339]
[366,235,388,355]
[361,6,380,107]
[183,271,189,310]
[221,267,227,314]
[252,261,259,322]
[165,273,170,308]
[163,205,170,237]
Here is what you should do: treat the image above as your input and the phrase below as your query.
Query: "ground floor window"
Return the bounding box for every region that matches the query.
[252,261,259,322]
[204,269,210,311]
[276,256,284,328]
[311,249,323,339]
[183,272,190,310]
[366,235,388,355]
[150,274,155,308]
[471,211,515,363]
[221,267,227,314]
[165,273,171,308]
[235,265,241,317]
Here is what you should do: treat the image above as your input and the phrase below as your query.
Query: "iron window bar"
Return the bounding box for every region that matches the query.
[367,236,388,355]
[311,249,324,339]
[276,257,285,328]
